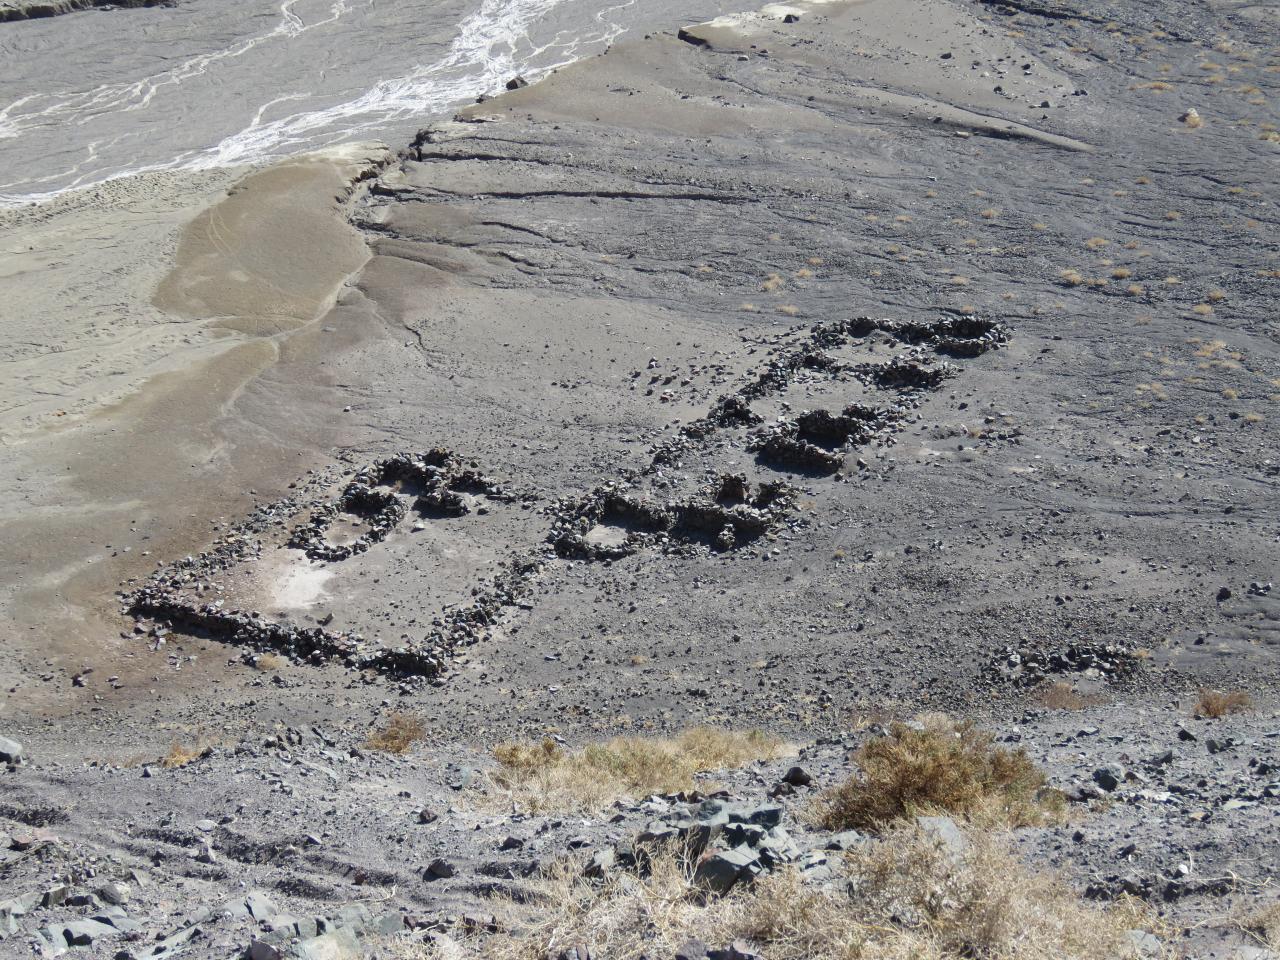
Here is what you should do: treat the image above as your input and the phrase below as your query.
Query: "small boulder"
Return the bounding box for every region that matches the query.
[694,845,762,893]
[96,881,130,905]
[425,858,456,880]
[781,766,811,787]
[708,942,763,960]
[0,736,25,765]
[1093,764,1125,792]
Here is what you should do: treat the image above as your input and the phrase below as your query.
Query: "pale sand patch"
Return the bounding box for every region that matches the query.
[271,558,336,611]
[155,143,389,325]
[0,168,246,441]
[0,145,390,701]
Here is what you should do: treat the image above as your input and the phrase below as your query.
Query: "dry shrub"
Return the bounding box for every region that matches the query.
[1194,689,1253,719]
[816,716,1055,831]
[1059,269,1085,287]
[434,826,1143,960]
[489,728,784,813]
[1243,901,1280,948]
[366,711,427,754]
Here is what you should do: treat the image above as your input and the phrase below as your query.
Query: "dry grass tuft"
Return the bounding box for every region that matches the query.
[1034,681,1102,711]
[435,825,1144,960]
[1111,267,1132,280]
[366,711,428,754]
[254,653,286,672]
[1084,237,1110,250]
[161,741,207,769]
[1058,269,1085,287]
[489,728,785,813]
[760,273,784,292]
[816,716,1056,831]
[1194,689,1253,719]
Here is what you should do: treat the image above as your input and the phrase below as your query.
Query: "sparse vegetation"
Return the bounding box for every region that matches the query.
[816,716,1056,831]
[1243,901,1280,950]
[365,711,427,754]
[489,728,786,813]
[1194,689,1253,719]
[1059,268,1085,286]
[427,826,1145,960]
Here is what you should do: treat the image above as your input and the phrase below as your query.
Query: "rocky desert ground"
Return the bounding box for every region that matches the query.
[1,0,1278,956]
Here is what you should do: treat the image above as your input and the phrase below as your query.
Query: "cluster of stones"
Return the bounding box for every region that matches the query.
[10,877,406,960]
[750,403,895,475]
[288,449,514,562]
[549,476,798,559]
[128,550,542,682]
[996,641,1141,685]
[122,314,1009,681]
[655,314,1006,475]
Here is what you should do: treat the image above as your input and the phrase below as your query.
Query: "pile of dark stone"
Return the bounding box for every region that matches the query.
[995,641,1141,685]
[549,480,798,559]
[288,448,516,562]
[655,315,1007,473]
